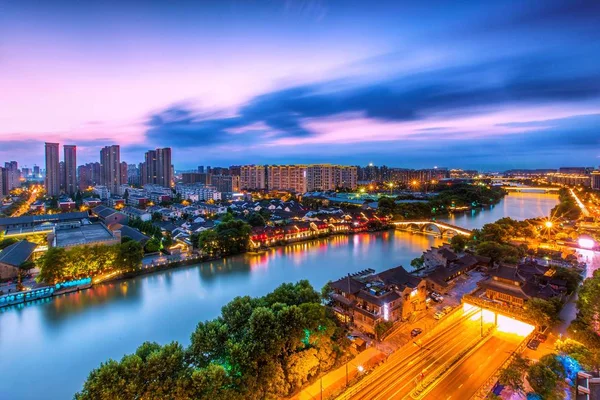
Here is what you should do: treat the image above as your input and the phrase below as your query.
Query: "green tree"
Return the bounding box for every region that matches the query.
[0,237,18,250]
[246,213,266,227]
[36,247,68,284]
[410,256,424,270]
[523,298,561,328]
[527,354,566,400]
[144,238,161,253]
[450,234,468,253]
[498,354,529,393]
[374,320,394,341]
[476,241,520,264]
[555,338,600,374]
[118,241,144,270]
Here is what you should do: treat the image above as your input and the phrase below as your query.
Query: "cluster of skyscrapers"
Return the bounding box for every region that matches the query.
[43,143,173,198]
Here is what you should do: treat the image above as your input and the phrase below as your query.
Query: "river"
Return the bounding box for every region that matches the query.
[0,192,558,399]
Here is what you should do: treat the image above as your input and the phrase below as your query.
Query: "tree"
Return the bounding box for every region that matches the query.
[377,196,396,217]
[555,338,600,375]
[0,238,18,250]
[476,241,520,264]
[152,212,162,222]
[36,247,68,284]
[498,354,529,393]
[576,270,600,329]
[118,241,144,270]
[145,238,161,253]
[78,281,350,399]
[450,234,468,253]
[552,266,583,294]
[247,213,266,227]
[320,281,333,303]
[374,320,394,341]
[410,256,424,270]
[527,354,566,400]
[523,298,561,328]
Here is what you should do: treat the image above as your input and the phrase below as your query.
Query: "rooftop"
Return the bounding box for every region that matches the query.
[0,240,37,267]
[54,223,115,247]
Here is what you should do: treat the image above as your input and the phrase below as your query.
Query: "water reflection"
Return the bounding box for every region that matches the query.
[439,192,558,229]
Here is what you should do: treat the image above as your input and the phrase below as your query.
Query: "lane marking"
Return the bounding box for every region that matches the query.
[458,384,463,389]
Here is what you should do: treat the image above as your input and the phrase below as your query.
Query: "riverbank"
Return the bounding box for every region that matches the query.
[0,227,397,310]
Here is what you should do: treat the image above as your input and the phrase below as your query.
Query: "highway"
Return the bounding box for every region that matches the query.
[423,332,522,400]
[344,308,491,400]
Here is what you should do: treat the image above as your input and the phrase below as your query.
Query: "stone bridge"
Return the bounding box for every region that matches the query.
[392,220,471,237]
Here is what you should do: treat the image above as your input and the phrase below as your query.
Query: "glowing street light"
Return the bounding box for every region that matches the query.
[545,221,553,229]
[345,362,365,386]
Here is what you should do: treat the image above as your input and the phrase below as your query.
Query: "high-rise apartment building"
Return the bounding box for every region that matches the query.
[267,165,307,193]
[182,172,211,185]
[211,175,235,194]
[306,164,357,191]
[78,162,102,190]
[3,161,20,192]
[127,164,140,185]
[33,165,40,177]
[120,162,128,188]
[59,161,66,191]
[0,167,5,197]
[142,148,172,188]
[100,145,122,194]
[45,142,61,196]
[240,165,266,190]
[229,165,241,177]
[591,171,600,191]
[63,145,77,195]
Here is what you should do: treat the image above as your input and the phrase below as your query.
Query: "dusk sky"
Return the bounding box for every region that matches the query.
[2,0,599,171]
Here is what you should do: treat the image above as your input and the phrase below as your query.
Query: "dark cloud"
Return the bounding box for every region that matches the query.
[145,51,600,152]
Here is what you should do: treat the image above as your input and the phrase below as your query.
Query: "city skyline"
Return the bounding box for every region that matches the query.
[2,0,600,170]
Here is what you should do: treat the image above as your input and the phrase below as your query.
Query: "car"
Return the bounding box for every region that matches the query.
[434,311,445,320]
[411,328,423,337]
[430,293,444,303]
[536,333,547,343]
[442,305,453,313]
[527,339,540,350]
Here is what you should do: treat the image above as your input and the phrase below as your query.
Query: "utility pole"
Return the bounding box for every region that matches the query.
[320,376,323,400]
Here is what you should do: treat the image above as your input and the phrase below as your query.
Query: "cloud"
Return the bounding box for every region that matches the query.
[144,51,600,155]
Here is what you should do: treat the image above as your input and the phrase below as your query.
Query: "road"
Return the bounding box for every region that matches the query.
[344,309,490,400]
[423,332,522,400]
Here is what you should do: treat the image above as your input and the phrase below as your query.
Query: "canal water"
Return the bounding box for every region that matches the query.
[0,193,557,400]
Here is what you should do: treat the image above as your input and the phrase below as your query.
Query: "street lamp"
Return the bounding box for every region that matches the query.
[345,361,365,386]
[388,182,394,195]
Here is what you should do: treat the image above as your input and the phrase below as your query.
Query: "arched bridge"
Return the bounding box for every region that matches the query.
[393,220,471,237]
[501,186,560,193]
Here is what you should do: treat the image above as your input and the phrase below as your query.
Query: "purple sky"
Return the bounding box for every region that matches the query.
[1,0,599,170]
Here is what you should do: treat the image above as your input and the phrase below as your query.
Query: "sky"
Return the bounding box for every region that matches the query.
[1,0,599,171]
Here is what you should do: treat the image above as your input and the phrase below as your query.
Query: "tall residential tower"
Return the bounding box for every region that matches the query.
[100,145,121,194]
[45,142,60,196]
[63,145,77,195]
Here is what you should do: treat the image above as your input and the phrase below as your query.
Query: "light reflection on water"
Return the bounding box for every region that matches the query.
[0,192,558,400]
